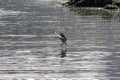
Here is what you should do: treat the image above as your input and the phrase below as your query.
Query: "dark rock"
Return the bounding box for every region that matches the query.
[68,0,112,7]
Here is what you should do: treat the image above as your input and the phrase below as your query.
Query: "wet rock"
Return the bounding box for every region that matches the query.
[104,4,119,9]
[66,0,112,7]
[113,0,120,3]
[57,0,69,4]
[70,0,95,6]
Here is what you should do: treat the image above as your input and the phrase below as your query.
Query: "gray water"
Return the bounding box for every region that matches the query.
[0,0,120,80]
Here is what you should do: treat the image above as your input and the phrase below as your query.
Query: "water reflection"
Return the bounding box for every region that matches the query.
[59,49,67,58]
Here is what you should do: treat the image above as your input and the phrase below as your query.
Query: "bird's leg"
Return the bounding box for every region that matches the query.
[60,42,67,46]
[64,42,67,45]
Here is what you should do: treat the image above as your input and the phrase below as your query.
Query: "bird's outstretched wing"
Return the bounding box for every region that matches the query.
[54,31,62,38]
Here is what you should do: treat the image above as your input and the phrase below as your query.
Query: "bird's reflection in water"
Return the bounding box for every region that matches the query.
[59,49,67,58]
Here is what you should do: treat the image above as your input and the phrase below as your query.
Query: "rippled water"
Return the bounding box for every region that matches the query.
[0,0,120,80]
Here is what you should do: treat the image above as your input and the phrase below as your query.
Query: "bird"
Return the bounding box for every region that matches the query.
[54,31,67,46]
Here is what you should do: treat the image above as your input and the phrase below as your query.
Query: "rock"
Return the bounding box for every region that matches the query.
[67,0,112,7]
[104,4,119,9]
[57,0,69,4]
[113,0,120,3]
[113,0,120,6]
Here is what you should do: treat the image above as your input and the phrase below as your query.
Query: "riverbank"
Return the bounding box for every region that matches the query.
[63,0,120,6]
[62,0,120,10]
[68,6,120,18]
[59,0,120,18]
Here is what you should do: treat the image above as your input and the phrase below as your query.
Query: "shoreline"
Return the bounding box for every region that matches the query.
[65,6,120,18]
[58,0,120,18]
[62,0,120,10]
